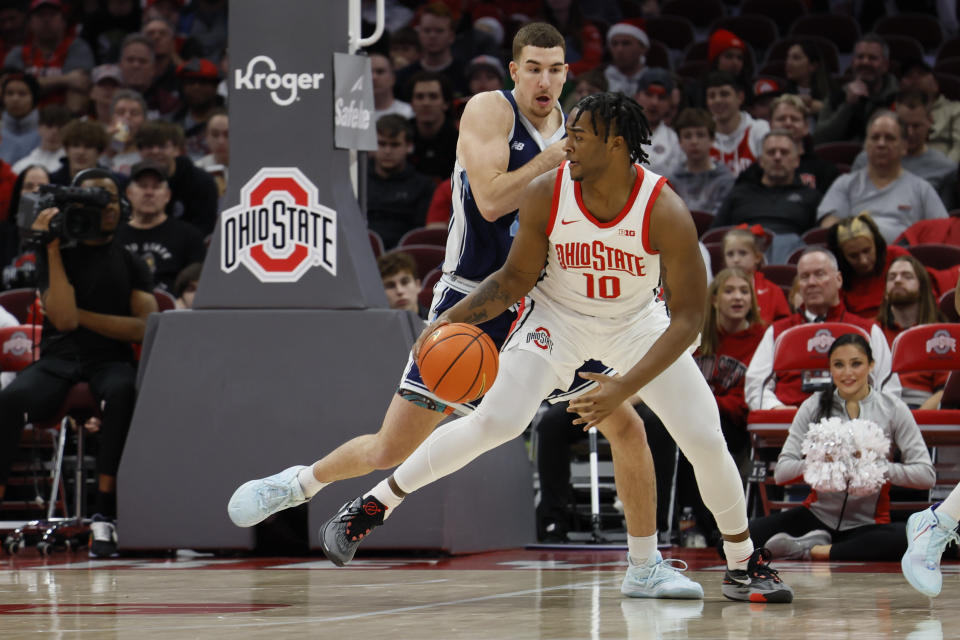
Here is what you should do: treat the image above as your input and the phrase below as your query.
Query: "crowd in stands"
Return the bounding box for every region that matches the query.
[5,0,960,559]
[357,1,960,555]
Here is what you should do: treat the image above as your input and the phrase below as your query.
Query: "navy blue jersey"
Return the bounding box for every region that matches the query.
[443,90,565,283]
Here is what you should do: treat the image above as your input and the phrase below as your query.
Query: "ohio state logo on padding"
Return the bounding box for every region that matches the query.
[806,329,834,354]
[926,329,957,355]
[2,331,32,357]
[220,168,337,283]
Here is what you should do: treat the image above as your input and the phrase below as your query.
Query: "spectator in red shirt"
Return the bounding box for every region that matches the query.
[721,226,791,325]
[877,255,947,409]
[894,215,960,248]
[696,267,768,457]
[827,213,909,319]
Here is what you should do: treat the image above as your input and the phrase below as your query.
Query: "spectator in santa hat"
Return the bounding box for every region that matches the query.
[603,18,649,96]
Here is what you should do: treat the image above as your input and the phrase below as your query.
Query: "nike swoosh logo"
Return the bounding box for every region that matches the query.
[560,219,578,225]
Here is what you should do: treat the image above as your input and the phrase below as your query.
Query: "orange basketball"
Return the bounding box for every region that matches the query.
[416,323,499,404]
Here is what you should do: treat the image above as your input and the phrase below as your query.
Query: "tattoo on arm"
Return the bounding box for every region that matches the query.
[470,280,512,309]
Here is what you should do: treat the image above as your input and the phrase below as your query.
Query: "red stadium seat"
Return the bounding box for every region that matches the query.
[0,288,40,324]
[704,242,724,276]
[874,13,944,52]
[935,56,960,77]
[814,141,862,166]
[938,38,960,64]
[907,243,960,270]
[0,324,41,372]
[934,72,960,101]
[881,35,925,74]
[789,14,861,53]
[385,245,445,280]
[682,41,709,63]
[646,40,672,70]
[746,322,871,514]
[153,289,177,311]
[662,0,723,31]
[418,267,442,312]
[689,210,715,239]
[759,264,797,289]
[939,290,960,323]
[740,0,808,36]
[644,15,696,52]
[369,230,384,258]
[801,227,829,245]
[398,226,448,248]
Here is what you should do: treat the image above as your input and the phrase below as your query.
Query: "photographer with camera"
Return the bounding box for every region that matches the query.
[0,168,157,557]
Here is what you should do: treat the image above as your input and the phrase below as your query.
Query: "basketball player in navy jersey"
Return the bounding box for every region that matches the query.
[230,23,702,600]
[320,93,795,603]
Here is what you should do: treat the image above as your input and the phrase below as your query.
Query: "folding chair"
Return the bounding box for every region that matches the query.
[745,322,871,515]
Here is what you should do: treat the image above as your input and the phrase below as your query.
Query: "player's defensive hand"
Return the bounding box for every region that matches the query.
[567,372,631,430]
[412,317,451,359]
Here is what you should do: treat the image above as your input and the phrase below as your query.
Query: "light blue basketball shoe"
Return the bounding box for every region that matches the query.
[902,505,959,597]
[227,465,309,527]
[621,551,705,599]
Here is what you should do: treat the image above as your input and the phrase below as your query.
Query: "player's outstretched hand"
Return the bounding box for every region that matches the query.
[567,372,631,430]
[412,317,451,359]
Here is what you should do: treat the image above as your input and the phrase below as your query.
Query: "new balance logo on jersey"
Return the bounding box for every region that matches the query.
[510,141,525,151]
[555,240,647,276]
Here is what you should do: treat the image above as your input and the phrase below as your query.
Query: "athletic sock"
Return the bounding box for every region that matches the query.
[627,533,658,566]
[369,477,405,519]
[723,538,755,572]
[297,466,328,498]
[938,484,960,524]
[94,491,117,520]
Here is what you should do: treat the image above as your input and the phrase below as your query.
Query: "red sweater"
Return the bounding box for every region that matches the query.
[771,303,878,406]
[696,323,766,426]
[842,245,910,320]
[754,271,791,325]
[895,217,960,247]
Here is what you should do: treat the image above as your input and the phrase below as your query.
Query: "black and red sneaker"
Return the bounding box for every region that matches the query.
[722,548,794,603]
[319,495,387,566]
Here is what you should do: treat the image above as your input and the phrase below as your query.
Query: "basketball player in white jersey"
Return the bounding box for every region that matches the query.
[228,27,698,599]
[320,93,795,603]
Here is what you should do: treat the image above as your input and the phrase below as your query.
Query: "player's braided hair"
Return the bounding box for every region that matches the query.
[571,92,652,165]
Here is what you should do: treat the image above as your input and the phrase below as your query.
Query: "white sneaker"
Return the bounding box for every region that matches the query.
[227,465,309,527]
[902,506,959,597]
[620,551,704,599]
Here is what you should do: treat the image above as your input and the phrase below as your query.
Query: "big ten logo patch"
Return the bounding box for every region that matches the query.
[807,329,834,354]
[926,329,957,355]
[220,168,337,283]
[526,326,554,353]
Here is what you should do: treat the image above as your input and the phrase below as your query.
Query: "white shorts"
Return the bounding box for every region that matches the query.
[502,290,687,392]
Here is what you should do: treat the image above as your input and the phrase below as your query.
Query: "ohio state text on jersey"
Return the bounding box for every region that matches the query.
[540,161,666,317]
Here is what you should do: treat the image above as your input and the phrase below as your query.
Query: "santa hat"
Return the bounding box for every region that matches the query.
[708,29,747,62]
[606,19,649,49]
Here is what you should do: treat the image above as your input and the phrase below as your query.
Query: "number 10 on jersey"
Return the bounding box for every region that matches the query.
[583,273,621,299]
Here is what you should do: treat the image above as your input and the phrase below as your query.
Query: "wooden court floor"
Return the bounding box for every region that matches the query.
[0,547,957,639]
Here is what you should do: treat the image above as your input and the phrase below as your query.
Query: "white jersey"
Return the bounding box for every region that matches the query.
[537,161,666,318]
